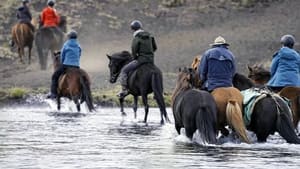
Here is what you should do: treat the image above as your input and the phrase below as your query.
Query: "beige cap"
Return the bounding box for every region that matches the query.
[210,36,229,46]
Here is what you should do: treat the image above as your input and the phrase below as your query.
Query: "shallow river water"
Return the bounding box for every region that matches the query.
[1,101,300,169]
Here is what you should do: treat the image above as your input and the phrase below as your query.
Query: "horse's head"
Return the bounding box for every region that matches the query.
[247,64,271,86]
[177,67,197,88]
[58,15,67,33]
[53,51,61,71]
[107,51,132,83]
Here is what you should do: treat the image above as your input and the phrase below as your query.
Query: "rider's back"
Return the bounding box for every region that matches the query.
[41,6,59,27]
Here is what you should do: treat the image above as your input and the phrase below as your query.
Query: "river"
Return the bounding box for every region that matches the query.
[0,100,300,169]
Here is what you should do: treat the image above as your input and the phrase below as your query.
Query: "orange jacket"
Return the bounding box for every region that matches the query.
[40,6,60,27]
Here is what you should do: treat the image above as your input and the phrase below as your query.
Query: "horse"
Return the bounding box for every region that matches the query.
[35,16,67,70]
[247,64,300,129]
[172,67,218,144]
[232,67,300,143]
[191,56,250,143]
[11,23,34,64]
[53,51,94,112]
[107,51,170,124]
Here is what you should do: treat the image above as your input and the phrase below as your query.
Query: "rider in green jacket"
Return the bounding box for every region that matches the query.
[118,20,157,98]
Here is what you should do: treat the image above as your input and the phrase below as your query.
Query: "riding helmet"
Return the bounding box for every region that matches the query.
[130,20,142,31]
[67,30,78,39]
[47,0,55,6]
[280,34,295,48]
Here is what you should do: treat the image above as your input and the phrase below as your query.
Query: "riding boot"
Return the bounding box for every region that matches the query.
[118,73,129,98]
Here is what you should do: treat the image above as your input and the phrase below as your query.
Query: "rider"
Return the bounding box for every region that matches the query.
[117,20,157,98]
[47,30,81,99]
[267,34,300,92]
[10,0,34,47]
[40,0,60,28]
[198,36,236,92]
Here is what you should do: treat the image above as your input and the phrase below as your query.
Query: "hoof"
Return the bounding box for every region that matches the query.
[121,112,127,116]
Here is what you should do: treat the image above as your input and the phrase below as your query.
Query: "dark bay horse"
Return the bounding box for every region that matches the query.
[53,51,94,112]
[247,64,300,129]
[35,16,67,70]
[11,23,34,64]
[233,67,300,143]
[191,57,250,143]
[107,51,170,124]
[172,67,218,144]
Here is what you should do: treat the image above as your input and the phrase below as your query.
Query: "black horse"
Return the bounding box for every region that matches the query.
[107,51,170,124]
[233,73,300,143]
[35,16,67,70]
[172,67,218,143]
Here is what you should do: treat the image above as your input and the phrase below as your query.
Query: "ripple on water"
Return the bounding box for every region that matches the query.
[0,106,300,169]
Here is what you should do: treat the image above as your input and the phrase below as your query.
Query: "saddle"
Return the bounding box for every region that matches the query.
[58,68,90,89]
[241,87,292,126]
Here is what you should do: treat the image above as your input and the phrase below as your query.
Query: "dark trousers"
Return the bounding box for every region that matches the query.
[119,60,140,86]
[51,65,79,95]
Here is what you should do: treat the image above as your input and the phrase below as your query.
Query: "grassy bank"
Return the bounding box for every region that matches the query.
[0,87,173,107]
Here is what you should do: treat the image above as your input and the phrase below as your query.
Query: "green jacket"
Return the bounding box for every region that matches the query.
[131,30,157,64]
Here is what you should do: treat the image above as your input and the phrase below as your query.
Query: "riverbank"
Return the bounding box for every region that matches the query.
[0,87,173,108]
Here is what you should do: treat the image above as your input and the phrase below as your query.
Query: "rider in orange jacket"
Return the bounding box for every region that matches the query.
[40,0,60,27]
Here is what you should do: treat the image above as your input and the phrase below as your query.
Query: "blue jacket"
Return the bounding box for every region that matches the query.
[17,5,32,23]
[198,45,236,91]
[61,39,81,67]
[267,47,300,87]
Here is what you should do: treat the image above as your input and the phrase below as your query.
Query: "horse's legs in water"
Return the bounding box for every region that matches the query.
[119,97,126,116]
[133,96,138,119]
[220,126,229,136]
[73,97,81,112]
[154,93,170,124]
[141,94,149,123]
[57,96,61,111]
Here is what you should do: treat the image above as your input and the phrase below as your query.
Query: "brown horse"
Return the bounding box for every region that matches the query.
[191,56,250,143]
[247,64,300,129]
[11,23,34,64]
[53,51,94,112]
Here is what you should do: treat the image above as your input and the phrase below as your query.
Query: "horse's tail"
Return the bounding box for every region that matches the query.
[226,100,250,143]
[196,107,217,144]
[275,98,300,144]
[151,72,170,123]
[79,75,94,112]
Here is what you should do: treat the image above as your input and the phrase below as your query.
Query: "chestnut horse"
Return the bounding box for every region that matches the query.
[172,67,218,143]
[11,23,34,64]
[191,57,250,143]
[247,64,300,129]
[53,51,94,112]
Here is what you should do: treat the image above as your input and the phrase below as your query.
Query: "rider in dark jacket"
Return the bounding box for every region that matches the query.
[118,20,157,98]
[198,36,236,92]
[17,0,34,32]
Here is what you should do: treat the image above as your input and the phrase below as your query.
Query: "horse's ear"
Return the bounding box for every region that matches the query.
[247,64,253,72]
[107,54,111,60]
[178,67,181,72]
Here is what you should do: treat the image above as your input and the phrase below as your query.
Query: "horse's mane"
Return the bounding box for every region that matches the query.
[171,67,193,105]
[111,51,132,60]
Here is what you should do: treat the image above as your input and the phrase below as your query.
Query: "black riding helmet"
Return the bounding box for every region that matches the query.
[130,20,142,31]
[47,0,55,7]
[67,30,77,39]
[280,34,295,48]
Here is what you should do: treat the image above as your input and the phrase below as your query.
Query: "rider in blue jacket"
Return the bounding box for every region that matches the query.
[198,36,236,92]
[267,34,300,92]
[47,30,81,99]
